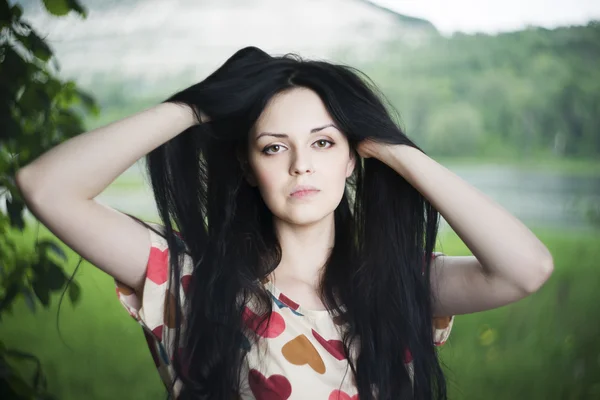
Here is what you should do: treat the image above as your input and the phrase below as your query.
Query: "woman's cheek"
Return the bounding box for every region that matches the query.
[255,166,282,202]
[255,165,276,187]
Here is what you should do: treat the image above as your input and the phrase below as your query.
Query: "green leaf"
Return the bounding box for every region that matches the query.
[2,348,46,396]
[6,372,37,397]
[30,260,44,275]
[1,4,23,28]
[42,0,86,17]
[14,25,53,62]
[0,45,32,89]
[76,88,99,114]
[67,0,87,17]
[45,261,66,291]
[6,195,25,231]
[0,283,20,313]
[19,82,51,115]
[41,0,71,16]
[27,30,53,62]
[45,77,63,99]
[10,4,23,21]
[32,278,50,307]
[0,107,20,142]
[37,239,67,261]
[0,1,11,25]
[56,108,83,136]
[68,281,81,305]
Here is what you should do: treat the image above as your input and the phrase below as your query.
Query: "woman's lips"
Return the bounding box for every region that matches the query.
[290,189,320,198]
[290,185,320,198]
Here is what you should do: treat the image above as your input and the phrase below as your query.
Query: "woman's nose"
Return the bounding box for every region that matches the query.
[290,151,314,175]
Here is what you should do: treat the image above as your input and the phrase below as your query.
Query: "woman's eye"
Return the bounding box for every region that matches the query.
[314,140,333,148]
[262,140,333,155]
[263,144,284,154]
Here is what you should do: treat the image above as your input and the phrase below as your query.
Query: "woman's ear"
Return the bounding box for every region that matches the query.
[346,150,357,178]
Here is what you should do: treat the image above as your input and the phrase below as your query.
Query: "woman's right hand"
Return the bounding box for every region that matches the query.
[163,46,273,125]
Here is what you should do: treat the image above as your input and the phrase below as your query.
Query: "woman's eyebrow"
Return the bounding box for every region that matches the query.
[255,123,338,141]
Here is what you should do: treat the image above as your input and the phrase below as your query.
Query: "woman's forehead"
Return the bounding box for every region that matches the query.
[253,88,336,137]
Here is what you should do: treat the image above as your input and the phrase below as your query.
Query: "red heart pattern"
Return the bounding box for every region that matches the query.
[147,247,169,284]
[312,329,346,360]
[243,307,286,338]
[113,230,454,400]
[329,389,359,400]
[181,274,192,294]
[248,369,292,400]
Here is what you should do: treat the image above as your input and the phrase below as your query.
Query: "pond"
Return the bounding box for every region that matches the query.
[90,161,600,233]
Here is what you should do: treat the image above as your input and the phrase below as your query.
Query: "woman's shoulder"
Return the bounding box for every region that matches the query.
[115,221,195,330]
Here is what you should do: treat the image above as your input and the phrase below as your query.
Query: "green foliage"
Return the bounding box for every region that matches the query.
[365,22,600,159]
[423,101,485,155]
[0,0,94,398]
[41,0,86,17]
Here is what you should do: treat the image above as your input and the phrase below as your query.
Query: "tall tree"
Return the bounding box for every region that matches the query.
[1,1,96,398]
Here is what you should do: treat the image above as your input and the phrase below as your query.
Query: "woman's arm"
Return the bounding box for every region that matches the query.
[16,102,199,200]
[15,102,202,293]
[358,141,554,316]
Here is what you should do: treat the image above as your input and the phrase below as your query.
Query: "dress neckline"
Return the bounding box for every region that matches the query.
[262,279,333,318]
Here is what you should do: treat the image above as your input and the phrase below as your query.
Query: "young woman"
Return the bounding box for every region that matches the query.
[16,46,554,400]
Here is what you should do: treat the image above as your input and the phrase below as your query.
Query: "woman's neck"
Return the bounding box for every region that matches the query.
[271,212,335,286]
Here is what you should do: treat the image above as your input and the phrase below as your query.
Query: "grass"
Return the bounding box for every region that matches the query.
[438,228,600,399]
[2,223,166,399]
[1,224,599,399]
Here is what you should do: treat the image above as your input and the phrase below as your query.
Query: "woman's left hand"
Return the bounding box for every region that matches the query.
[357,139,398,162]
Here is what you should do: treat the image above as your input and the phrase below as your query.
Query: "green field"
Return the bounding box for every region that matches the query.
[2,224,599,399]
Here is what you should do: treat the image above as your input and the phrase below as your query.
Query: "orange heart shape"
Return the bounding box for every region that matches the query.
[281,334,326,374]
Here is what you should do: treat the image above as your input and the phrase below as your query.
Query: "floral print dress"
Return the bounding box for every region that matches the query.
[115,223,455,399]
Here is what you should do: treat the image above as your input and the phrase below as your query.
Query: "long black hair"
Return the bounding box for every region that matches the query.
[89,46,447,399]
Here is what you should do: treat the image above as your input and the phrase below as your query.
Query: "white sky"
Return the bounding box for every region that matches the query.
[372,0,600,34]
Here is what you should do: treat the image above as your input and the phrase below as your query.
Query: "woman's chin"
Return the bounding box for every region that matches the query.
[278,209,334,227]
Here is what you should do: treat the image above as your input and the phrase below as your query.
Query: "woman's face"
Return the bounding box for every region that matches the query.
[247,87,355,226]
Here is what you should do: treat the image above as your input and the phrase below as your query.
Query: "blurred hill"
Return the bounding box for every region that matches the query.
[13,1,600,158]
[17,0,439,85]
